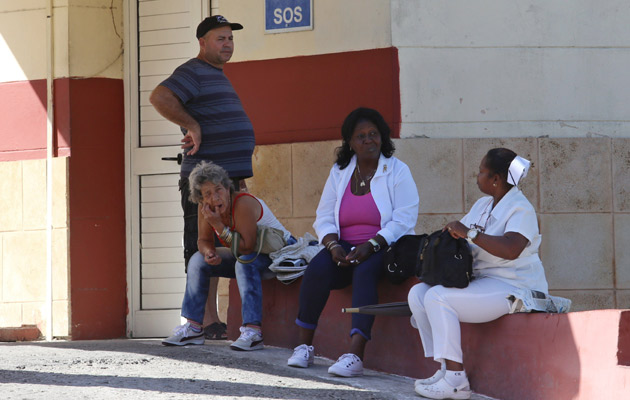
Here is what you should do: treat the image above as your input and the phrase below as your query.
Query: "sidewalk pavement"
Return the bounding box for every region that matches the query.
[0,338,497,400]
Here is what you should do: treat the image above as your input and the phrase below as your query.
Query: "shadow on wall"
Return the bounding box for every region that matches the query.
[0,79,74,162]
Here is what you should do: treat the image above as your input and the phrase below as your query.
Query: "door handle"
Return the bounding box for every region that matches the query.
[161,153,183,165]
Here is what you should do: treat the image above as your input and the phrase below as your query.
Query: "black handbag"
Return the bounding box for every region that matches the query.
[383,234,427,284]
[418,229,473,288]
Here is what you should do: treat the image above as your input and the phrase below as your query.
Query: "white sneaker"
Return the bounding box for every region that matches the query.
[162,322,205,346]
[287,344,314,368]
[415,368,446,387]
[327,353,363,377]
[414,375,471,399]
[230,326,264,351]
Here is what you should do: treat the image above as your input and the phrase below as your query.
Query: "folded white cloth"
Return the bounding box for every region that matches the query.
[268,232,323,284]
[508,155,531,186]
[506,288,571,313]
[271,259,308,272]
[269,232,322,265]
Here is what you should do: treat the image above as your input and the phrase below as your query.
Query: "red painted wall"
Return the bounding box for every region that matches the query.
[67,78,127,339]
[227,48,401,145]
[0,77,127,339]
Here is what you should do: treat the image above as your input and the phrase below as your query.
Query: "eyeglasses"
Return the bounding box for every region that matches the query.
[471,200,493,233]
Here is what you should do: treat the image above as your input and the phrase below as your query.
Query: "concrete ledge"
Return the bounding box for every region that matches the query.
[462,309,630,399]
[0,325,42,342]
[228,279,630,400]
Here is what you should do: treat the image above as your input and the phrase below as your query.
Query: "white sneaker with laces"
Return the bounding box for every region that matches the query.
[230,326,264,351]
[415,368,446,387]
[287,344,314,368]
[414,375,471,400]
[327,353,363,377]
[161,322,205,346]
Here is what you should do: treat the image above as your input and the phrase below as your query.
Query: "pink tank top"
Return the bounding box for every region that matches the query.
[338,180,381,245]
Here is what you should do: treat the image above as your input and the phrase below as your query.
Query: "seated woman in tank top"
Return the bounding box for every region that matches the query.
[162,161,295,351]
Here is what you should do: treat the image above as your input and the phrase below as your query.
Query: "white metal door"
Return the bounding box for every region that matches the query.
[125,0,209,337]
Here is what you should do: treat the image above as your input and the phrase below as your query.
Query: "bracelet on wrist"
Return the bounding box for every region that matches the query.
[328,244,341,252]
[219,226,230,238]
[326,240,341,252]
[219,226,233,245]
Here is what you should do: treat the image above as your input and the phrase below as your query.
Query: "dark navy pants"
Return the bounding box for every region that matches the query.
[296,241,384,340]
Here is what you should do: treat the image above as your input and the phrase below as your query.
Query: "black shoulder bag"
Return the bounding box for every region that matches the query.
[418,229,473,288]
[383,234,427,284]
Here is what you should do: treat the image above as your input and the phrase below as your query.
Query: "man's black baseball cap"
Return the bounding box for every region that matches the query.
[196,15,243,39]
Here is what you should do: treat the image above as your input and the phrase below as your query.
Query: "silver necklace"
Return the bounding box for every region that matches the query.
[356,164,376,187]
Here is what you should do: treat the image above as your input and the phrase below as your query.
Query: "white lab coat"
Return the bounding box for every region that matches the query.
[313,154,419,245]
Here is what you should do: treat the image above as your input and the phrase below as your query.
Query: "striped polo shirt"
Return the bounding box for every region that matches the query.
[160,58,255,178]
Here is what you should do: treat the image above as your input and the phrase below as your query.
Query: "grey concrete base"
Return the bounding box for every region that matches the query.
[0,339,496,399]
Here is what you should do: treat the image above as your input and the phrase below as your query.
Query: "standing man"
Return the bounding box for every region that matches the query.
[150,15,255,340]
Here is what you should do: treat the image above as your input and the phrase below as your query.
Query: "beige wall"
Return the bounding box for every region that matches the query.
[394,0,630,139]
[67,0,123,79]
[214,0,392,62]
[0,0,122,83]
[248,138,630,312]
[0,158,69,336]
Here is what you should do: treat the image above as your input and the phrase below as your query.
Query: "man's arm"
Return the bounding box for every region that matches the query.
[149,85,201,155]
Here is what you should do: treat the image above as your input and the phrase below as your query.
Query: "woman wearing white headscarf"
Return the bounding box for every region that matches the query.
[408,148,548,399]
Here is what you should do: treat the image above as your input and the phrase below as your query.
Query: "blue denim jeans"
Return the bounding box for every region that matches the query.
[235,236,297,326]
[234,253,273,326]
[181,236,296,325]
[180,248,236,324]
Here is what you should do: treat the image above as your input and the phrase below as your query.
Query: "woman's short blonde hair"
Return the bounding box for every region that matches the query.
[188,161,234,204]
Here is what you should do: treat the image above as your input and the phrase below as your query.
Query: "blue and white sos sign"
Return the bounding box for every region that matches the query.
[265,0,313,34]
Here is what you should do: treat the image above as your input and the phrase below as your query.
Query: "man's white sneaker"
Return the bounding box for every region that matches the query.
[230,326,264,351]
[287,344,314,368]
[327,353,363,377]
[414,376,471,400]
[162,322,205,346]
[415,368,446,387]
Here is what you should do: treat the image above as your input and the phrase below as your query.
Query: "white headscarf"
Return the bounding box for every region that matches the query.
[507,155,531,186]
